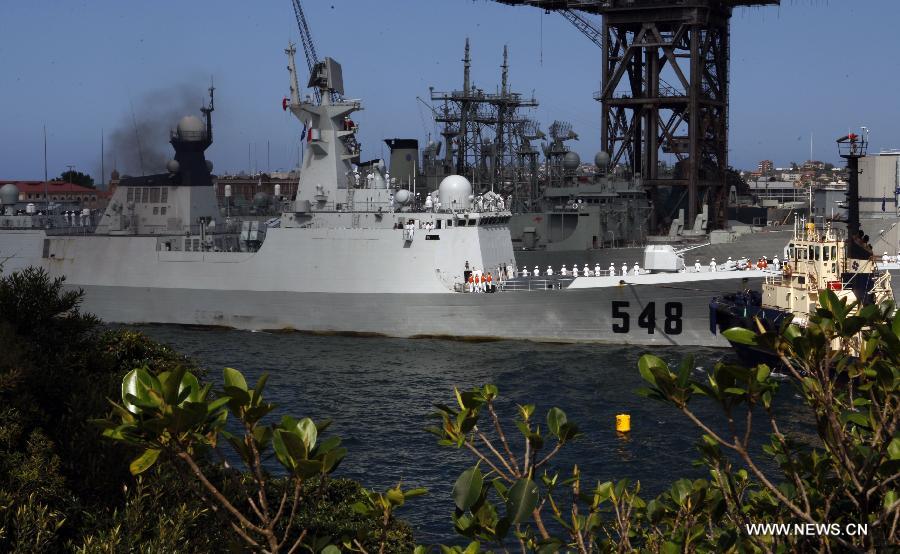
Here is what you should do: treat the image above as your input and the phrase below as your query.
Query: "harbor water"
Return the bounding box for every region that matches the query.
[132,325,813,543]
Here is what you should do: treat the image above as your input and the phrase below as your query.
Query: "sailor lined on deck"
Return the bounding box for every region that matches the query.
[608,263,615,276]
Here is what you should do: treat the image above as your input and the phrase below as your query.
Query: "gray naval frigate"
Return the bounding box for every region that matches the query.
[0,51,779,347]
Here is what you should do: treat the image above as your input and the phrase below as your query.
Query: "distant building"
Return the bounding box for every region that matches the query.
[215,174,299,211]
[814,184,847,220]
[757,159,774,175]
[0,180,110,210]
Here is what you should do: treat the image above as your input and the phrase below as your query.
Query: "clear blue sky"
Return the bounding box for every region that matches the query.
[2,0,899,182]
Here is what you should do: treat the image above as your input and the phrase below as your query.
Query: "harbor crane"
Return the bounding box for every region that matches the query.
[485,0,781,229]
[289,0,340,104]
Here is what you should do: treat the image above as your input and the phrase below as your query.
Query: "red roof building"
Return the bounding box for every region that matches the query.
[1,181,111,210]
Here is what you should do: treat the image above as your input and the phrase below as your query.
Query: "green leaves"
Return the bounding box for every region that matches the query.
[129,448,160,475]
[223,366,248,391]
[547,407,580,443]
[722,327,760,346]
[505,478,538,523]
[453,466,484,511]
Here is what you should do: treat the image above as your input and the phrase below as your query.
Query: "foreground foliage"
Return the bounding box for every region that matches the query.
[425,289,897,552]
[0,267,415,552]
[100,365,421,553]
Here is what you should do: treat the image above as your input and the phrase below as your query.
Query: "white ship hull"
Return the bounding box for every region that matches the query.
[0,229,771,347]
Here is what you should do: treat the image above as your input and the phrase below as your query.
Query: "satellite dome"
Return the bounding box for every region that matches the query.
[394,189,411,205]
[562,151,581,171]
[438,175,473,211]
[0,183,20,205]
[166,159,180,173]
[176,115,205,141]
[594,151,611,168]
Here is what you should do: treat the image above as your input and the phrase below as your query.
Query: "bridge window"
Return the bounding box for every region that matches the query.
[823,246,830,261]
[161,188,168,203]
[149,188,160,203]
[832,246,837,259]
[815,246,820,261]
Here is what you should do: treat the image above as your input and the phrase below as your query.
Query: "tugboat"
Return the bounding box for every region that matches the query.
[710,132,894,365]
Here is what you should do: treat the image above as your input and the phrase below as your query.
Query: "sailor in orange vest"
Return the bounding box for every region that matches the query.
[467,273,475,293]
[486,272,493,292]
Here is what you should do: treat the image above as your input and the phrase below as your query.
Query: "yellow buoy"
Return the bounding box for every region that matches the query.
[616,413,631,433]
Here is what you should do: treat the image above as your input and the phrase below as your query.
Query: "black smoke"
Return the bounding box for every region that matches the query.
[107,83,208,177]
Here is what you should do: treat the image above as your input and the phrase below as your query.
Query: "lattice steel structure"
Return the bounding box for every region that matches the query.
[492,0,779,228]
[430,39,541,205]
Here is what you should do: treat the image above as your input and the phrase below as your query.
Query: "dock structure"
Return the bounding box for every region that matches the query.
[487,0,781,229]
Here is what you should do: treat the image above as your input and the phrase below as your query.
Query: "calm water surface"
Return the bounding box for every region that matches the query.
[131,326,812,542]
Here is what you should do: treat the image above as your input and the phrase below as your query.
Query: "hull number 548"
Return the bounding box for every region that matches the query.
[611,301,683,335]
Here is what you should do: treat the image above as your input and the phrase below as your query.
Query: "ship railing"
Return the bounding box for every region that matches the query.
[765,274,784,286]
[43,224,99,236]
[498,277,575,292]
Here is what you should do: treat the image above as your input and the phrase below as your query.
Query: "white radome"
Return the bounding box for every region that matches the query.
[438,175,473,211]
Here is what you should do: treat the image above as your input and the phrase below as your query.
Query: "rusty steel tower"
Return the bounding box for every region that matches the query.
[493,0,779,229]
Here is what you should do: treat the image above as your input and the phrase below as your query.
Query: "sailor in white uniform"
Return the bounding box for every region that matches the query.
[560,265,568,276]
[424,195,433,212]
[710,258,717,272]
[884,252,890,264]
[546,265,554,276]
[596,263,602,276]
[533,265,540,277]
[632,262,641,275]
[608,263,616,276]
[695,259,702,273]
[572,265,579,277]
[521,267,529,278]
[773,256,780,271]
[621,263,628,276]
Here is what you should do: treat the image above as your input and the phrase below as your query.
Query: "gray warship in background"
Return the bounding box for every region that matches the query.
[0,47,780,347]
[391,40,800,275]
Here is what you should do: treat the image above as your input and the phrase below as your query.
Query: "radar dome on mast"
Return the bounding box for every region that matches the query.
[176,116,205,141]
[562,151,581,171]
